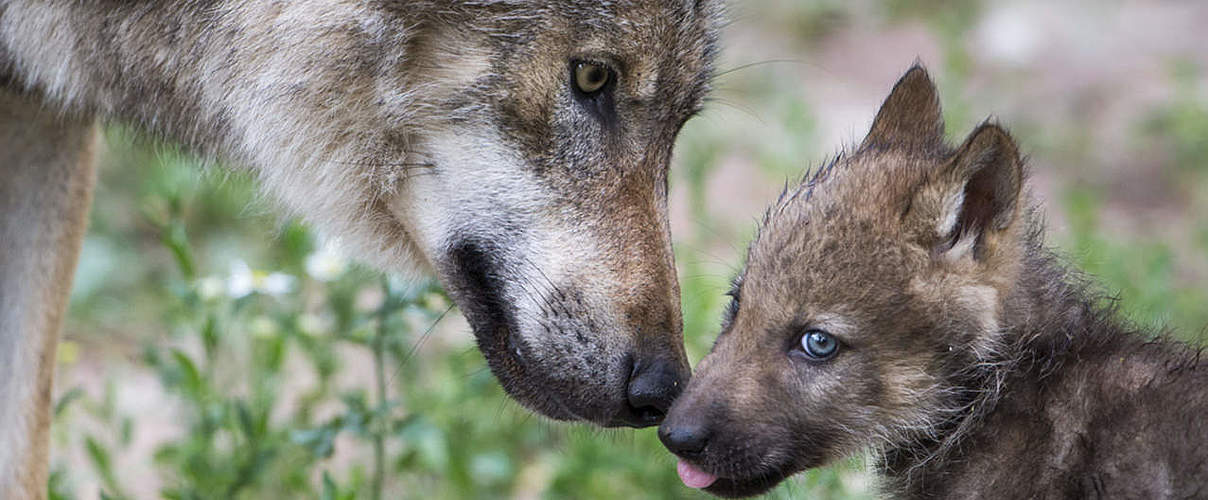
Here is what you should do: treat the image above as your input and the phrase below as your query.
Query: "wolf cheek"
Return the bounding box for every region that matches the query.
[660,311,884,498]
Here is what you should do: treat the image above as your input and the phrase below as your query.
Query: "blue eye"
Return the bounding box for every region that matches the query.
[800,330,838,360]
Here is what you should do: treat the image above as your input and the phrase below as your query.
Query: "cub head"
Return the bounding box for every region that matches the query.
[658,66,1029,496]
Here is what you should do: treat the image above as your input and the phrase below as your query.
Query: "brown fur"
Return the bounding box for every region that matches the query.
[0,88,97,500]
[660,66,1208,498]
[1,1,723,496]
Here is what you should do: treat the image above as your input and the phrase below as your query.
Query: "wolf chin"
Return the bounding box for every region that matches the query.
[0,1,722,496]
[659,66,1208,498]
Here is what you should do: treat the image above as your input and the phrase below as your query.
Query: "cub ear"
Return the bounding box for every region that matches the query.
[861,65,945,152]
[932,123,1024,260]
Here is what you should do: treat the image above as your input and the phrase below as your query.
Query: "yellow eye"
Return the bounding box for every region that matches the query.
[573,61,610,94]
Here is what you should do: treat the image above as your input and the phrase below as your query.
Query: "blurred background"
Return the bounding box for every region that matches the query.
[50,1,1208,498]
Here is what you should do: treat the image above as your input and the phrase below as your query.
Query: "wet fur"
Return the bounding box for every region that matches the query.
[662,66,1208,498]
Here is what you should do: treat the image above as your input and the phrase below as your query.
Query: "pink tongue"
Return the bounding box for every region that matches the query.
[677,460,718,489]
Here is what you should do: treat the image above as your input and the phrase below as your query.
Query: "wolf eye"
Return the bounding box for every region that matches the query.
[573,61,610,94]
[799,330,838,360]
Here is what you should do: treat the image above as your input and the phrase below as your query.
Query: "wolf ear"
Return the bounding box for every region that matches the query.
[861,65,945,152]
[930,123,1023,260]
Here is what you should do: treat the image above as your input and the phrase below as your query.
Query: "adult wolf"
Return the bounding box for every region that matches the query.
[0,1,720,495]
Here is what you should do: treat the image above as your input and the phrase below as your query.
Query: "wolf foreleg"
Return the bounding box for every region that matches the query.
[0,88,97,500]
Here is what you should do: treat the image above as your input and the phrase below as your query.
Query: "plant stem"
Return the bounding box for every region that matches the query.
[372,277,391,500]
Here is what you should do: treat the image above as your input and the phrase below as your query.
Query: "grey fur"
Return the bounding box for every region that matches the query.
[0,1,722,496]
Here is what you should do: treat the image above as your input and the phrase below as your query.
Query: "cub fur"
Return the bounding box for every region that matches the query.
[660,65,1208,499]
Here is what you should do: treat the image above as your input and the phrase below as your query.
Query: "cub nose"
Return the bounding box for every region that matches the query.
[658,420,710,457]
[621,357,686,427]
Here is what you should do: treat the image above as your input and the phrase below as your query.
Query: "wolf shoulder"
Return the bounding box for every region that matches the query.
[931,338,1208,499]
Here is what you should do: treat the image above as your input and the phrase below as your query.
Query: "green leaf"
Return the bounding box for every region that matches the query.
[201,315,219,361]
[85,435,127,498]
[321,471,337,500]
[53,387,85,419]
[170,349,204,398]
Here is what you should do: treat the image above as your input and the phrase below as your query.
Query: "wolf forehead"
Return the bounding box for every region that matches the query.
[491,0,722,102]
[411,0,723,152]
[744,149,950,278]
[430,0,723,61]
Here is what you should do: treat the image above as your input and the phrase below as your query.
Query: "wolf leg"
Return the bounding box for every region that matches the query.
[0,88,97,499]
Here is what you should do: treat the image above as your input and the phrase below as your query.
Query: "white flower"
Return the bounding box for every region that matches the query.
[261,272,296,296]
[227,260,296,298]
[305,244,348,282]
[297,313,330,337]
[197,276,226,301]
[249,316,279,339]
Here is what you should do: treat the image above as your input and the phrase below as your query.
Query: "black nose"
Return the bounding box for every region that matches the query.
[658,420,710,457]
[619,357,685,427]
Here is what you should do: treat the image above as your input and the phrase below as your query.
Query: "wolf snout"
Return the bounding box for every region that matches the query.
[659,383,722,458]
[614,355,688,427]
[658,418,711,457]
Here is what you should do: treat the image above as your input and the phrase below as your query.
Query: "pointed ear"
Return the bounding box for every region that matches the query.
[861,65,945,151]
[932,123,1023,259]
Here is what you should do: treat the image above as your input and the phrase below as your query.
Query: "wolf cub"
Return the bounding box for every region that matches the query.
[659,66,1208,498]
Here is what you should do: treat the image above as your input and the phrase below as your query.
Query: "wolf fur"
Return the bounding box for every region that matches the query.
[659,66,1208,498]
[0,1,722,496]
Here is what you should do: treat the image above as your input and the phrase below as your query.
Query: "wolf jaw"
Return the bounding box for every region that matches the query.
[659,65,1208,498]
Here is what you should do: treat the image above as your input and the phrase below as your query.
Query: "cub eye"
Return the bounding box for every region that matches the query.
[800,329,839,360]
[573,61,610,95]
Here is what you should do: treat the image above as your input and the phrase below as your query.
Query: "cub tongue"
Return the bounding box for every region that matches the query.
[677,460,718,489]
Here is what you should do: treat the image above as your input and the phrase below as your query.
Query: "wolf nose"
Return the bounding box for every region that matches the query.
[621,357,685,427]
[658,420,710,456]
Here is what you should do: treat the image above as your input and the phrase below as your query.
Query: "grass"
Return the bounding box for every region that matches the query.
[48,2,1208,499]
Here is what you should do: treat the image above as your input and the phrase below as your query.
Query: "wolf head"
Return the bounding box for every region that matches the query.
[22,0,722,426]
[343,1,721,426]
[658,66,1029,496]
[166,0,723,426]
